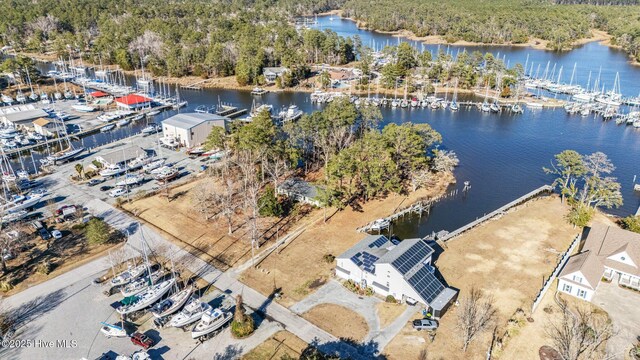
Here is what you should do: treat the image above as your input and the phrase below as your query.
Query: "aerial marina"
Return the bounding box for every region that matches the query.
[0,2,640,360]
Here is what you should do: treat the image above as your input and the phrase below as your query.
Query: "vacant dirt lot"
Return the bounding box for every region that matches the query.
[240,172,454,307]
[302,303,369,341]
[123,177,311,270]
[242,331,308,360]
[385,195,579,360]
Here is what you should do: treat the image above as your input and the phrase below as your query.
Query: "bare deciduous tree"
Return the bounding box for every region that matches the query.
[456,287,497,352]
[129,30,165,59]
[546,306,614,360]
[191,180,215,220]
[211,177,238,235]
[410,168,433,192]
[432,149,460,173]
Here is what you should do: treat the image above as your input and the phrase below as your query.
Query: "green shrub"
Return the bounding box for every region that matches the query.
[386,295,397,303]
[230,316,255,338]
[258,186,284,217]
[36,261,52,275]
[85,218,111,245]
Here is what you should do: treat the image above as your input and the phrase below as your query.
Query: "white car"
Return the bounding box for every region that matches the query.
[109,188,127,198]
[51,230,63,239]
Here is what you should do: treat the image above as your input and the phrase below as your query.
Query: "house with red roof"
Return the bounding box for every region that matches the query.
[115,94,152,110]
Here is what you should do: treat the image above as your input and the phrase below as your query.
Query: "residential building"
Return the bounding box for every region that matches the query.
[558,223,640,302]
[161,113,228,148]
[32,118,63,137]
[114,94,152,110]
[95,145,148,167]
[263,67,288,83]
[336,235,457,318]
[276,179,321,207]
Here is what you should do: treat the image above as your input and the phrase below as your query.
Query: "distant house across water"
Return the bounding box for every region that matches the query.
[263,67,288,84]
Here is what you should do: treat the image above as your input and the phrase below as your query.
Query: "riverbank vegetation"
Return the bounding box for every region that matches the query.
[544,150,623,227]
[341,0,640,60]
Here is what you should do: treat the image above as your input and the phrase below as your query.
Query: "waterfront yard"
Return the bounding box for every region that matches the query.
[301,303,369,341]
[242,331,308,360]
[239,172,455,307]
[385,195,579,360]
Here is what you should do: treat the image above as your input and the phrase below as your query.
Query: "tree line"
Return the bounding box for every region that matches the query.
[0,0,357,86]
[341,0,640,58]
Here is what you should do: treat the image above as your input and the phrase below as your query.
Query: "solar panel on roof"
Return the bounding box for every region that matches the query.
[391,241,432,275]
[368,236,388,249]
[407,266,445,303]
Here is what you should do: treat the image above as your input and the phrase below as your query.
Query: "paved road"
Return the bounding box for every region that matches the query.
[592,281,640,359]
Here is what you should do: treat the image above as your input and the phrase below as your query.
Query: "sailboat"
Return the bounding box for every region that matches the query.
[110,264,148,287]
[117,278,176,315]
[481,85,491,112]
[172,86,187,110]
[100,322,128,338]
[169,298,210,328]
[151,285,194,318]
[449,80,459,111]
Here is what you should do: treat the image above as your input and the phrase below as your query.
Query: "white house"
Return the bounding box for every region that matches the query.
[558,224,640,302]
[263,67,288,83]
[336,235,457,318]
[162,113,228,148]
[276,179,321,207]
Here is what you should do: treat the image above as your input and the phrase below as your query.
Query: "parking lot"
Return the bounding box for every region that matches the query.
[592,281,640,359]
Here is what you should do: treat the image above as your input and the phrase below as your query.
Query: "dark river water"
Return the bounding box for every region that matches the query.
[8,15,640,238]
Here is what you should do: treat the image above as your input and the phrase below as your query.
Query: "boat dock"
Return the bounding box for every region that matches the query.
[434,185,554,243]
[180,79,209,90]
[3,104,172,157]
[215,104,247,118]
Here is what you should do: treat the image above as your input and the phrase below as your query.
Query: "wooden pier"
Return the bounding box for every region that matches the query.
[215,105,247,119]
[435,185,554,243]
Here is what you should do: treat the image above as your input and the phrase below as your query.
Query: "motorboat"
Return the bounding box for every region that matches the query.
[278,105,303,122]
[100,164,126,177]
[143,159,166,173]
[481,102,491,112]
[153,167,179,182]
[141,123,160,135]
[151,285,194,318]
[172,101,188,110]
[117,278,176,315]
[115,174,144,187]
[490,102,500,113]
[511,104,524,114]
[146,110,161,117]
[191,307,232,339]
[169,299,210,328]
[2,193,43,213]
[158,136,179,148]
[100,124,116,132]
[72,104,96,112]
[251,87,267,95]
[117,119,131,127]
[369,218,390,232]
[2,210,28,224]
[110,264,148,287]
[100,322,128,338]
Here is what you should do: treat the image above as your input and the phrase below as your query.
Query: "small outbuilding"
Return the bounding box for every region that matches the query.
[276,179,321,207]
[32,118,63,137]
[161,113,228,148]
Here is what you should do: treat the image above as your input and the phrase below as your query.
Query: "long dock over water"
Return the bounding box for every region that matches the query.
[434,185,554,242]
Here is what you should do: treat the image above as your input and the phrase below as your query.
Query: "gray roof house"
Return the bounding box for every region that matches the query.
[276,179,321,207]
[263,67,288,83]
[336,235,457,318]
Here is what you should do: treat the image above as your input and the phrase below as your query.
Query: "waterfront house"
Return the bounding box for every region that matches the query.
[263,67,288,84]
[558,223,640,302]
[276,179,321,207]
[114,94,152,110]
[161,113,228,148]
[336,235,457,318]
[95,145,148,167]
[32,118,63,137]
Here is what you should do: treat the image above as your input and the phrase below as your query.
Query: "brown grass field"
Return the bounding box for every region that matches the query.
[385,195,580,360]
[242,331,308,360]
[301,304,369,341]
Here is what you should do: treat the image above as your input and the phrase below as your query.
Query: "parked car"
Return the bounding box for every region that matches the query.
[412,319,438,331]
[38,228,51,240]
[130,332,154,349]
[87,178,105,186]
[51,230,62,239]
[100,185,113,192]
[109,188,127,198]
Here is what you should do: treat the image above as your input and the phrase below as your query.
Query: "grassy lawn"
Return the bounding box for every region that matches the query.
[242,331,308,360]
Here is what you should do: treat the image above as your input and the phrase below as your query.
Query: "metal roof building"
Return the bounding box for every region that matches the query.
[162,113,228,148]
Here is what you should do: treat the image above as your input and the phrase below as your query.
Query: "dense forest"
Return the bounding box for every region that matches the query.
[0,0,357,84]
[341,0,640,59]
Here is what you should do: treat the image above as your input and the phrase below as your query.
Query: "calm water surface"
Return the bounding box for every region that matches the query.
[9,16,640,238]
